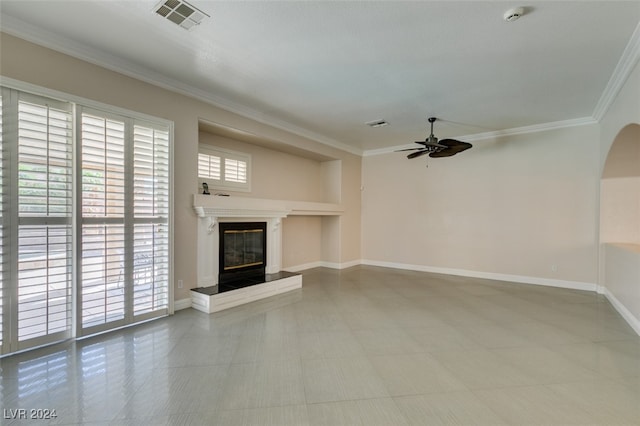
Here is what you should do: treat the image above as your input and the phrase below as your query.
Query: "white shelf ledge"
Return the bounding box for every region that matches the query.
[193,194,343,218]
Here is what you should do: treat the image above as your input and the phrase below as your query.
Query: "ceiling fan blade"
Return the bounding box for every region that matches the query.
[396,147,424,152]
[428,139,472,158]
[407,150,430,159]
[429,149,457,158]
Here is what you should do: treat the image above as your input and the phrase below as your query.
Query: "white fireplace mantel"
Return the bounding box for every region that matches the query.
[193,194,343,218]
[193,194,342,288]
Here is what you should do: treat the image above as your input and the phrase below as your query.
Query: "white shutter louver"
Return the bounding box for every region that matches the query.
[81,225,125,328]
[81,114,125,217]
[17,97,73,344]
[80,113,127,328]
[133,125,169,315]
[198,152,221,180]
[18,101,72,217]
[18,226,72,340]
[224,158,247,183]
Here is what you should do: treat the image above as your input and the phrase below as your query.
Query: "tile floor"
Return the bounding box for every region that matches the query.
[1,266,639,425]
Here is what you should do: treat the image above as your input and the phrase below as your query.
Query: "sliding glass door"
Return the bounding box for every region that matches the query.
[0,85,171,355]
[0,90,74,353]
[78,109,170,336]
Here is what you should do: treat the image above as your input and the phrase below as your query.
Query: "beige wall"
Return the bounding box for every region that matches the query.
[605,244,640,331]
[282,216,323,268]
[199,131,343,269]
[0,33,362,302]
[199,132,325,202]
[362,124,600,285]
[601,177,640,244]
[336,154,362,264]
[598,59,640,333]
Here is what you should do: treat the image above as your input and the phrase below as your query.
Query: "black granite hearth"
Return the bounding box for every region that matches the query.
[192,271,301,296]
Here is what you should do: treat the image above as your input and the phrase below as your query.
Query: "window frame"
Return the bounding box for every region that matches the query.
[0,77,174,355]
[198,145,251,193]
[0,88,77,353]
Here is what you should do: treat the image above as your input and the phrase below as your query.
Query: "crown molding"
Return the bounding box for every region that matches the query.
[0,16,363,157]
[2,12,637,160]
[592,20,640,122]
[363,116,597,157]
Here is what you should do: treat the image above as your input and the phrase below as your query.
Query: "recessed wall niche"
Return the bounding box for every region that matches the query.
[197,121,343,272]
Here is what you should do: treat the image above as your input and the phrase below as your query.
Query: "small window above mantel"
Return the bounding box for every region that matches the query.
[198,145,251,193]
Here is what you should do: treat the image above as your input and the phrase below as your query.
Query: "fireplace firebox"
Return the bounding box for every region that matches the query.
[219,222,267,284]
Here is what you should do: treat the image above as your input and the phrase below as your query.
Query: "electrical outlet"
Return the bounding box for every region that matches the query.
[551,265,557,272]
[178,279,183,288]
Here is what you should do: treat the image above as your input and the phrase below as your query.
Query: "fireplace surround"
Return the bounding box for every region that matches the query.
[191,194,343,313]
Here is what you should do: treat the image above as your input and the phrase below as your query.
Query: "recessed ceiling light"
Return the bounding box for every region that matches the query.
[366,119,389,128]
[503,7,525,22]
[154,0,209,31]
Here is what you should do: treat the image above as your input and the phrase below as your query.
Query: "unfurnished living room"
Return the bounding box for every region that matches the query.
[0,1,639,425]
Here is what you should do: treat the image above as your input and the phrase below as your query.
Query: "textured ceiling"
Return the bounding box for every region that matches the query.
[1,1,639,155]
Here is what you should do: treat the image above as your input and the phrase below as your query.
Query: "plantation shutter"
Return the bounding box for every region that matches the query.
[80,111,127,330]
[0,84,172,355]
[132,124,169,316]
[17,94,73,347]
[197,146,251,192]
[198,152,221,180]
[79,109,170,335]
[224,158,247,183]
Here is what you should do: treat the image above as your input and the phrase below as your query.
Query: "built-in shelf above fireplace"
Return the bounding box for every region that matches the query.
[193,194,344,218]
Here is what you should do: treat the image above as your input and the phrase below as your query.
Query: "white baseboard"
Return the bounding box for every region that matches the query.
[173,298,192,311]
[187,258,639,337]
[285,259,362,272]
[602,287,640,336]
[287,258,597,292]
[361,259,597,292]
[322,259,361,270]
[284,261,324,272]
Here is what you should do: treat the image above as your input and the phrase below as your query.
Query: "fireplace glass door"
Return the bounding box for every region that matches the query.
[219,222,266,283]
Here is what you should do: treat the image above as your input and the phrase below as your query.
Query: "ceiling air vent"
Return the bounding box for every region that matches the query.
[366,119,389,128]
[154,0,209,31]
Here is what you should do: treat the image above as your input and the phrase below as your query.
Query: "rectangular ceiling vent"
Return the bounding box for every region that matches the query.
[154,0,209,31]
[365,119,389,128]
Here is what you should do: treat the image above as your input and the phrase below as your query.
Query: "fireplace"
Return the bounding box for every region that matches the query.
[192,195,311,313]
[219,222,267,284]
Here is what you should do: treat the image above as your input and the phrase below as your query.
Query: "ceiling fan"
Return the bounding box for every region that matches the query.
[397,117,472,159]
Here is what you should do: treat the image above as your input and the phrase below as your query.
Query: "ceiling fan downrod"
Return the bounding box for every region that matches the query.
[427,117,437,144]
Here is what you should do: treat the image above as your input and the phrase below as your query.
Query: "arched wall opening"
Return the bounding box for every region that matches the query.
[601,123,640,244]
[600,123,640,335]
